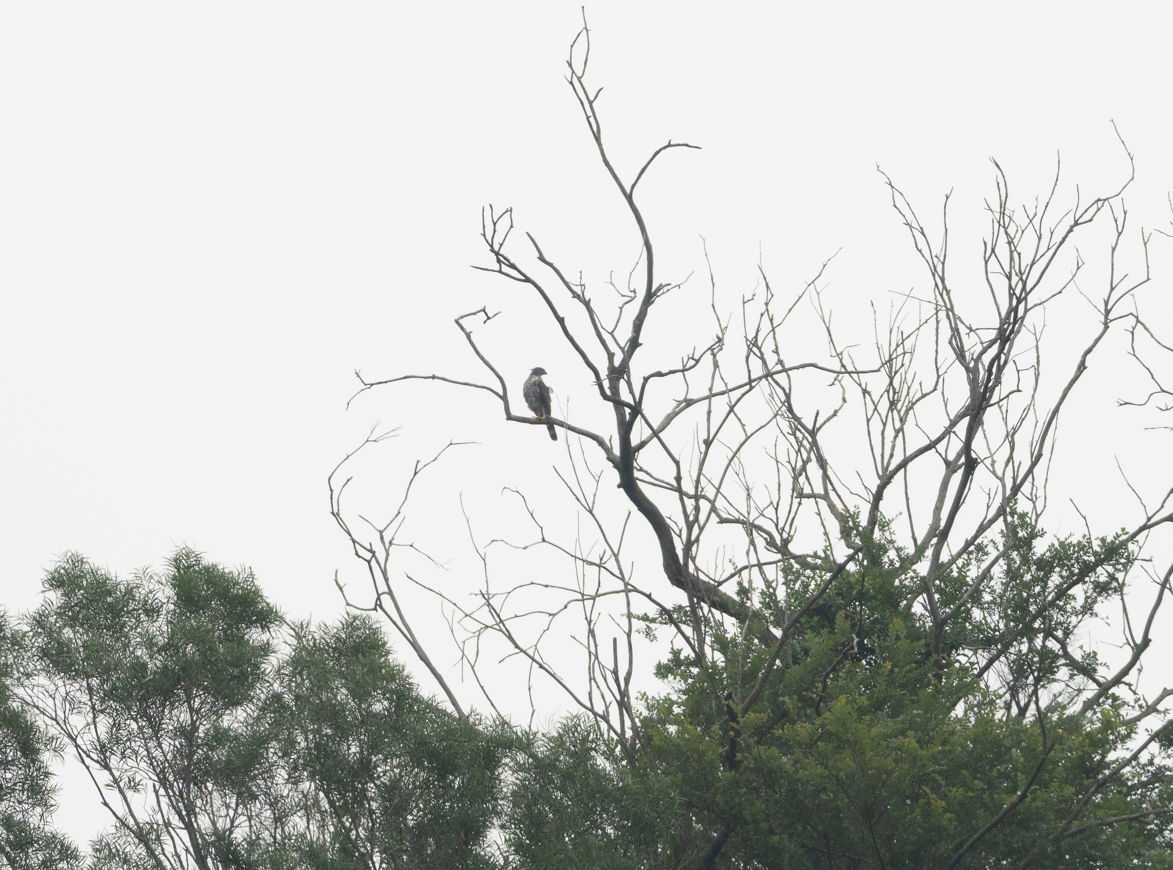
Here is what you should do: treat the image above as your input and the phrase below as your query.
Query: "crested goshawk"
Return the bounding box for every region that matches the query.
[523,367,557,441]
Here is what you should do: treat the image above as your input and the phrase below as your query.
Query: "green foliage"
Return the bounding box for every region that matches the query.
[504,716,683,869]
[257,615,509,869]
[527,507,1171,868]
[24,549,281,869]
[7,523,1170,868]
[0,613,81,870]
[16,551,509,870]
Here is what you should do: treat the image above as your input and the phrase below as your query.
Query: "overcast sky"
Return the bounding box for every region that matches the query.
[3,0,1173,844]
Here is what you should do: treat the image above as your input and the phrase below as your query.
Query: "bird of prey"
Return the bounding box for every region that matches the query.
[523,367,557,440]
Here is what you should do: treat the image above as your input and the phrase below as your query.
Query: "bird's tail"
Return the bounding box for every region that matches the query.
[547,421,557,441]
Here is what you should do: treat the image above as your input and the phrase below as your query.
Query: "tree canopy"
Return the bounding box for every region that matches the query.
[8,551,508,870]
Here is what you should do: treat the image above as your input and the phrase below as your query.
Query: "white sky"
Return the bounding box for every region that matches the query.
[3,0,1173,847]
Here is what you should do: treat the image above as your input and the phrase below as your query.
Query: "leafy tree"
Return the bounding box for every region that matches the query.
[337,19,1173,868]
[495,511,1172,868]
[17,550,509,870]
[254,614,508,869]
[21,549,282,870]
[0,612,80,870]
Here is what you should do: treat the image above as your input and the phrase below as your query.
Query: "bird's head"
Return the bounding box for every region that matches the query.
[530,366,548,377]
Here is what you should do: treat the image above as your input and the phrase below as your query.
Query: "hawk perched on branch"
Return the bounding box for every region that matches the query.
[523,367,557,440]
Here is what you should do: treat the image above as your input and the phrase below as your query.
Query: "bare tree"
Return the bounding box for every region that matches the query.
[332,18,1173,867]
